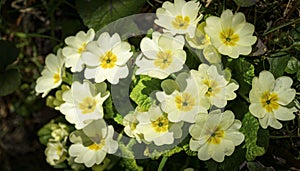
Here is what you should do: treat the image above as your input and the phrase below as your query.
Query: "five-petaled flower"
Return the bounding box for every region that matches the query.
[135,31,186,79]
[62,28,95,72]
[60,81,109,129]
[35,49,65,98]
[189,110,244,162]
[69,119,118,167]
[204,9,257,58]
[135,104,183,146]
[82,32,133,84]
[155,0,202,37]
[249,71,296,129]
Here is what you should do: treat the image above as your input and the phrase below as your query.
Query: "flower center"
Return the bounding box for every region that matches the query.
[207,128,224,144]
[219,28,240,46]
[53,73,60,84]
[260,91,279,112]
[151,116,169,133]
[77,42,87,54]
[88,139,106,151]
[175,93,196,112]
[100,51,117,69]
[203,79,219,97]
[154,50,173,69]
[172,15,190,29]
[79,97,97,114]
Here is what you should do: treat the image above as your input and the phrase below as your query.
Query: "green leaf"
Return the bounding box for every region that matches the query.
[0,40,20,71]
[104,95,115,119]
[0,69,21,96]
[218,146,246,171]
[113,113,124,125]
[268,51,290,78]
[129,76,161,111]
[247,162,275,171]
[227,58,255,97]
[75,0,145,32]
[161,79,179,95]
[240,112,266,161]
[285,56,300,81]
[233,0,256,7]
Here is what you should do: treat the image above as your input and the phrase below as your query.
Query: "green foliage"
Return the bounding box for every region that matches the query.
[285,56,300,81]
[130,76,161,111]
[37,121,55,146]
[46,84,70,109]
[268,51,291,78]
[119,141,143,171]
[227,58,255,98]
[104,95,115,119]
[233,0,256,7]
[0,40,21,96]
[240,112,266,161]
[161,79,179,95]
[113,113,124,125]
[75,0,145,32]
[247,162,275,171]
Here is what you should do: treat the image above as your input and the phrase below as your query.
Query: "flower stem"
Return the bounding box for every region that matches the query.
[158,156,168,171]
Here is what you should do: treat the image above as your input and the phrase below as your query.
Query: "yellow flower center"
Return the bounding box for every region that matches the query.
[219,28,240,46]
[88,139,106,151]
[100,51,117,69]
[172,15,190,29]
[207,127,225,144]
[77,42,87,54]
[260,91,279,112]
[79,97,97,114]
[154,50,173,69]
[203,79,220,97]
[175,93,196,112]
[53,73,60,84]
[56,145,63,156]
[151,116,169,133]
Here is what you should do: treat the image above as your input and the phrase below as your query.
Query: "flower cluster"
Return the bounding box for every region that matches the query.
[34,0,297,169]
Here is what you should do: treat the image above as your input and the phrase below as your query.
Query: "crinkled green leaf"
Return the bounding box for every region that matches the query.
[240,112,266,161]
[285,56,300,81]
[0,40,19,71]
[113,113,124,125]
[75,0,145,32]
[227,58,254,97]
[104,95,115,119]
[119,141,143,171]
[268,51,290,78]
[233,0,256,7]
[0,69,21,96]
[130,76,161,111]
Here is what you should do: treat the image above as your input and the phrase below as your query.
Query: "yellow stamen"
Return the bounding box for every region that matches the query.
[53,73,60,84]
[100,51,117,69]
[260,91,279,112]
[88,139,106,151]
[79,97,97,114]
[77,42,87,54]
[219,28,240,46]
[154,50,173,69]
[172,16,190,29]
[175,93,196,112]
[203,79,220,97]
[151,116,169,133]
[207,127,224,144]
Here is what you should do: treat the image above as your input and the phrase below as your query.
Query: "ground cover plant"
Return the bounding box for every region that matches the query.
[0,0,300,171]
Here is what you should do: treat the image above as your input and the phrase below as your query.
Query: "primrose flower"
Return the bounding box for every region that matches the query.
[204,9,257,58]
[189,110,244,162]
[45,141,67,166]
[156,76,207,123]
[35,49,65,98]
[186,22,221,64]
[62,28,95,72]
[59,81,109,129]
[82,32,132,84]
[50,122,69,142]
[123,109,144,143]
[249,71,296,129]
[135,32,186,79]
[136,104,183,146]
[69,120,118,167]
[190,63,238,108]
[155,0,202,37]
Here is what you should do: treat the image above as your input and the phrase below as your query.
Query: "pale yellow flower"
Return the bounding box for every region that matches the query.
[249,71,296,129]
[189,110,244,162]
[45,141,67,166]
[204,9,257,58]
[35,49,65,98]
[155,0,202,37]
[62,28,95,72]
